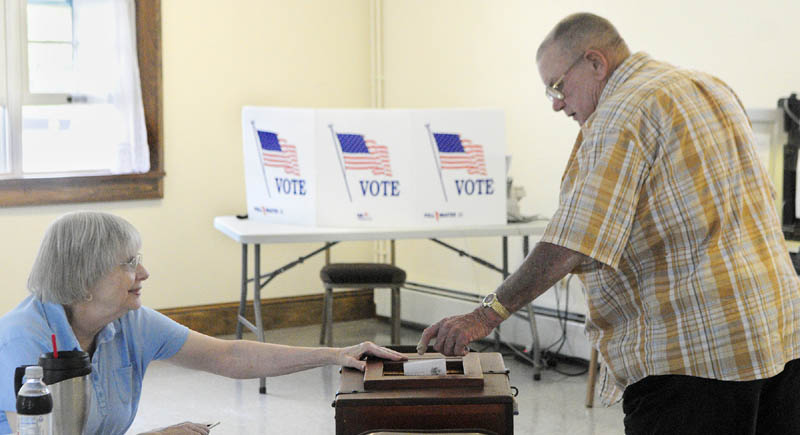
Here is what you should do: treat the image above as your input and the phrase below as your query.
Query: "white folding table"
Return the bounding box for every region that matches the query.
[213,215,549,393]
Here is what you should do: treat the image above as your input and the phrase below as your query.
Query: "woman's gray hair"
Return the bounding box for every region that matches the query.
[27,211,141,305]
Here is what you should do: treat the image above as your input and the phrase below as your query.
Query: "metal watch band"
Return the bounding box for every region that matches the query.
[483,293,511,320]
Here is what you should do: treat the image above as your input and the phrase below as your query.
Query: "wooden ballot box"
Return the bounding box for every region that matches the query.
[333,351,515,435]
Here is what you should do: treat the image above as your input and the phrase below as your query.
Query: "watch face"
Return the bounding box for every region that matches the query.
[483,293,496,305]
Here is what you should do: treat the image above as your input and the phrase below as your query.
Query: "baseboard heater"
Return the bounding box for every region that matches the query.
[403,280,586,324]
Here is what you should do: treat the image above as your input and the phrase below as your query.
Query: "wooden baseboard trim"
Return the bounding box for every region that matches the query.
[157,288,375,337]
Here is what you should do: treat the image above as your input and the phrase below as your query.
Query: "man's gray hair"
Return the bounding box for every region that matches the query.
[537,12,629,65]
[28,211,141,305]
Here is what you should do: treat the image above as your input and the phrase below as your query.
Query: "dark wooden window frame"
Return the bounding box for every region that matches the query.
[0,0,164,206]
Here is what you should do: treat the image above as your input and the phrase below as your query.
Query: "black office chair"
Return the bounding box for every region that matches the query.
[319,263,406,347]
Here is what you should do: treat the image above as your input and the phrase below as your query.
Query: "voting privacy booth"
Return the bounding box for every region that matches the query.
[242,107,507,227]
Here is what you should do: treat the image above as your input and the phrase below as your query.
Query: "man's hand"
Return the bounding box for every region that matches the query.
[417,307,503,356]
[337,341,407,371]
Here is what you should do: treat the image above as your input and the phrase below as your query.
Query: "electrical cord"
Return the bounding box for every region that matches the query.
[540,280,566,353]
[536,274,588,376]
[550,275,588,376]
[487,275,589,377]
[488,317,589,377]
[541,277,570,354]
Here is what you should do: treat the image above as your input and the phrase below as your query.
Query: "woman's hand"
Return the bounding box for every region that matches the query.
[337,341,407,371]
[139,421,212,434]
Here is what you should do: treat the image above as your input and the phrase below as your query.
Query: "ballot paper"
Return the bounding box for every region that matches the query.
[403,358,447,376]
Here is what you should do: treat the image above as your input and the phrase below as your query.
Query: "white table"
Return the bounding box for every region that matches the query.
[214,216,547,244]
[213,215,549,393]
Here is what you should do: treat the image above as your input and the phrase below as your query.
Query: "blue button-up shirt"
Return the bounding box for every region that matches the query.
[0,296,189,434]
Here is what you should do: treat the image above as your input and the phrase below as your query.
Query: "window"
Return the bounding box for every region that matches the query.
[0,0,163,206]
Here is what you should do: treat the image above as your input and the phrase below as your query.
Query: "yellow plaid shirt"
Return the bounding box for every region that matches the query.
[540,52,800,404]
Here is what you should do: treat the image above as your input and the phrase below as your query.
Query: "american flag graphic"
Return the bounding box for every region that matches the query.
[337,133,392,176]
[433,133,487,176]
[256,130,300,176]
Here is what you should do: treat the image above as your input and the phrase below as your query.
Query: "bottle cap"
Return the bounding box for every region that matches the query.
[24,366,43,379]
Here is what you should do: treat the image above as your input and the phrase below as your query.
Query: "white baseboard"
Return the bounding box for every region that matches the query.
[375,288,591,360]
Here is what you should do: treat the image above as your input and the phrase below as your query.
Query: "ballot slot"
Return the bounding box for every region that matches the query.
[382,360,465,376]
[363,353,484,390]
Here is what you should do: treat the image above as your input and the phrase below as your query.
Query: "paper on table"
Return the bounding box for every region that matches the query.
[403,359,447,376]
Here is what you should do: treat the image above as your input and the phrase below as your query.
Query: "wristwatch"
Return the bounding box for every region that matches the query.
[481,293,511,320]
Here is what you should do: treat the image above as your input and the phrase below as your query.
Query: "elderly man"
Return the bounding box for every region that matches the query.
[418,12,800,434]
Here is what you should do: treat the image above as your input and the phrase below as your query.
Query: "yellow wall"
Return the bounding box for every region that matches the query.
[384,0,800,291]
[0,0,375,311]
[0,1,798,312]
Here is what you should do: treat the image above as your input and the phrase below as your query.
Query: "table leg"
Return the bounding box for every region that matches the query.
[494,236,509,351]
[254,244,266,394]
[231,241,337,395]
[391,287,401,344]
[390,240,400,344]
[523,236,543,381]
[324,287,334,347]
[236,244,248,340]
[526,304,543,381]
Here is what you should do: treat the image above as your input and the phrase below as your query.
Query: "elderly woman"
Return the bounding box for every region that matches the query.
[0,211,405,434]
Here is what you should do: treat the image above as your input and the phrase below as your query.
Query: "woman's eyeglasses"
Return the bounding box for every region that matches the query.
[120,253,143,270]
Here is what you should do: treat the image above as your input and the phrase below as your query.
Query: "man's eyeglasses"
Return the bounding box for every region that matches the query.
[545,53,585,103]
[120,253,143,270]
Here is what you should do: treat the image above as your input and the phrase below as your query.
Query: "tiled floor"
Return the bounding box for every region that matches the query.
[128,319,623,434]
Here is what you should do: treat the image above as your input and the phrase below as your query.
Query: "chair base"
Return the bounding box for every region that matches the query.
[320,285,402,347]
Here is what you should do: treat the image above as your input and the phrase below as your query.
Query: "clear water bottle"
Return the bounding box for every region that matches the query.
[16,366,53,435]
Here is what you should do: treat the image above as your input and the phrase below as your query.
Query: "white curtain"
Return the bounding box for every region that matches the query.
[73,0,150,173]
